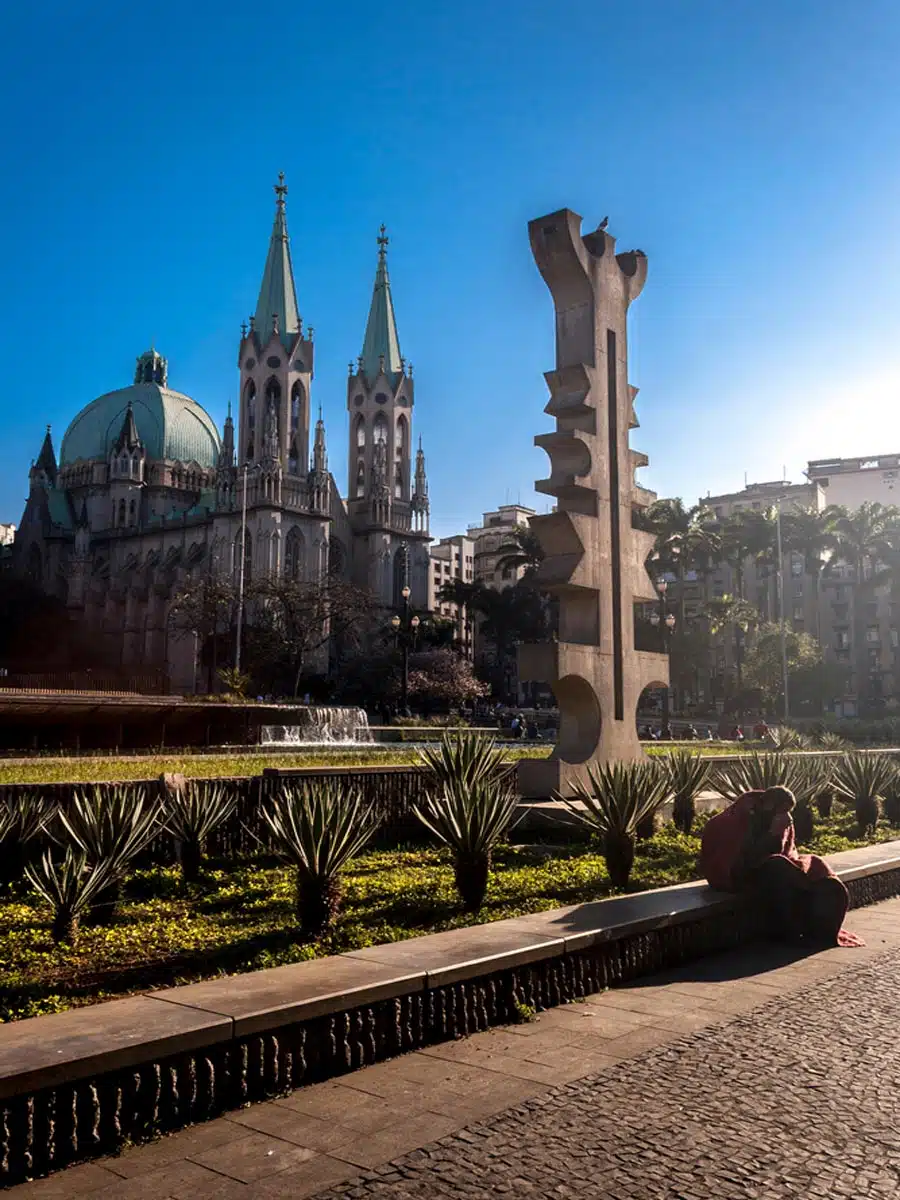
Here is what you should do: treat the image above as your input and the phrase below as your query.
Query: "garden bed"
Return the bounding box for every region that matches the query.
[2,814,896,1025]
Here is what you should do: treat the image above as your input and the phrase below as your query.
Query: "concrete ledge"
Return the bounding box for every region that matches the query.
[2,840,899,1186]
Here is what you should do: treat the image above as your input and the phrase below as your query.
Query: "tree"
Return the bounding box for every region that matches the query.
[705,594,759,712]
[645,499,720,626]
[781,503,842,644]
[439,579,551,699]
[742,621,846,716]
[494,526,545,579]
[248,575,375,697]
[830,502,900,709]
[167,575,238,693]
[720,509,776,600]
[407,649,490,708]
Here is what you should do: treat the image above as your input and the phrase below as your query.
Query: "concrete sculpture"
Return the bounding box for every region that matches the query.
[518,209,668,798]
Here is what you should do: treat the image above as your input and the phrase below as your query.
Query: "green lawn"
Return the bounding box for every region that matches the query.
[0,746,553,785]
[1,811,894,1024]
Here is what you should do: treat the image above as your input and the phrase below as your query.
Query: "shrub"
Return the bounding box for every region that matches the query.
[57,786,161,922]
[765,727,813,751]
[560,761,671,890]
[263,781,377,938]
[25,848,114,944]
[163,781,237,882]
[415,774,519,912]
[664,750,711,835]
[0,793,55,891]
[831,753,897,835]
[419,733,510,791]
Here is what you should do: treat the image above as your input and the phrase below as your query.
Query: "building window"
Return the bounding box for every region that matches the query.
[793,582,804,597]
[793,605,804,621]
[373,412,388,444]
[791,559,803,576]
[284,526,304,581]
[355,459,365,497]
[866,626,880,644]
[836,631,850,649]
[355,416,365,450]
[290,382,303,433]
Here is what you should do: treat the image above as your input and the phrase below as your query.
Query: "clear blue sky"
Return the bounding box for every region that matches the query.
[2,0,900,539]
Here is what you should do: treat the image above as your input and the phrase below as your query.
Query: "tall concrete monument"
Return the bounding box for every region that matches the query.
[518,209,668,798]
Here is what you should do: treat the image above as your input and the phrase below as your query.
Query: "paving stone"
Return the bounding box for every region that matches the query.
[310,929,900,1198]
[189,1129,317,1183]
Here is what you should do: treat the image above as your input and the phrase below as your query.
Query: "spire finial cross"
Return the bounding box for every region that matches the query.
[274,172,288,208]
[377,224,389,259]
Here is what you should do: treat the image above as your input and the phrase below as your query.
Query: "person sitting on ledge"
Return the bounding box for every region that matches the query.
[700,786,864,948]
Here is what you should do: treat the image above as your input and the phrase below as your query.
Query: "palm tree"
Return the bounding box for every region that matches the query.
[494,526,545,579]
[720,509,776,600]
[705,594,759,713]
[830,502,900,710]
[645,499,719,627]
[780,503,842,644]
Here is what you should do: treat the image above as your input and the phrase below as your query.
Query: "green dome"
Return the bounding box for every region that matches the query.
[60,383,221,469]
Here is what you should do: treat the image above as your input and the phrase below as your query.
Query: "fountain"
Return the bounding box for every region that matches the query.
[260,706,374,746]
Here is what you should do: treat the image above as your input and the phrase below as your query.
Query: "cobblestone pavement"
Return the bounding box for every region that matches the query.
[14,899,900,1199]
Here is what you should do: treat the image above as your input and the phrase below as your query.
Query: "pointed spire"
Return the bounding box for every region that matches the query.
[311,404,328,475]
[254,173,300,346]
[414,436,428,499]
[113,403,142,453]
[219,404,235,469]
[360,225,402,382]
[34,424,57,485]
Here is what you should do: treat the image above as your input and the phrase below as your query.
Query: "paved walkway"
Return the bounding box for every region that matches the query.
[15,899,900,1199]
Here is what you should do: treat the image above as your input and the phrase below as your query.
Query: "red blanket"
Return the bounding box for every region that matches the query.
[701,791,863,947]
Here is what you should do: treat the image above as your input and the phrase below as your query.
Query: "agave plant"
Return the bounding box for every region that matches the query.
[560,761,671,890]
[712,753,826,845]
[263,781,377,938]
[0,793,55,891]
[664,750,712,835]
[815,730,850,752]
[831,753,896,835]
[162,781,237,882]
[415,772,519,912]
[57,786,161,922]
[25,847,114,944]
[764,726,813,751]
[419,733,510,791]
[815,787,836,820]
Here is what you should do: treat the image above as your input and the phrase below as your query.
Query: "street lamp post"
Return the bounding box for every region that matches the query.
[650,579,677,735]
[391,585,420,717]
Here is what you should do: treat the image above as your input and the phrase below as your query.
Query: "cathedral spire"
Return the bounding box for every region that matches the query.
[113,403,142,453]
[34,425,57,486]
[254,173,300,345]
[360,225,402,382]
[311,405,328,475]
[219,402,235,469]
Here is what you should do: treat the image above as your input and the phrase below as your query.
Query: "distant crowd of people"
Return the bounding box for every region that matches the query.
[639,720,774,743]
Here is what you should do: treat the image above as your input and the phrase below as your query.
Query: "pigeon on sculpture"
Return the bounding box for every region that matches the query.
[598,216,609,230]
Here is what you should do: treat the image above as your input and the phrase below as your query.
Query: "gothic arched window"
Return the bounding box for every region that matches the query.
[285,526,305,581]
[394,463,403,500]
[265,377,281,407]
[373,412,388,445]
[290,382,303,433]
[395,415,408,458]
[355,459,365,497]
[244,379,257,461]
[328,536,346,577]
[355,416,366,450]
[118,499,126,527]
[128,498,136,525]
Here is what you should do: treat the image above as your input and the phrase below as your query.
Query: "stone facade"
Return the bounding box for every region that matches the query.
[13,180,430,691]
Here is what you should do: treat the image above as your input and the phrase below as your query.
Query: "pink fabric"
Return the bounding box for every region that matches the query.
[700,791,864,948]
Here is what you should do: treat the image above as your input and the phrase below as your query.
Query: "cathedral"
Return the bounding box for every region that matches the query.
[14,177,432,690]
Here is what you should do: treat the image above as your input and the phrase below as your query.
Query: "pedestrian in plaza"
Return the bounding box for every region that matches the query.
[700,786,864,948]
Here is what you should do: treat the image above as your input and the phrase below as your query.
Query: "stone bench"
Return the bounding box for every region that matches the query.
[2,840,900,1186]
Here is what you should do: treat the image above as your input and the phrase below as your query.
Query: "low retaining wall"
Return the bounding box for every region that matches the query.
[1,840,899,1187]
